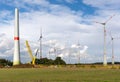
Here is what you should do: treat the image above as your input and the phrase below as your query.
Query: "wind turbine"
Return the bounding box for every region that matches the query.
[47,44,58,59]
[44,40,58,59]
[108,32,115,65]
[53,47,57,58]
[111,35,115,65]
[109,31,115,65]
[39,28,43,59]
[71,42,81,64]
[77,42,81,64]
[95,14,115,66]
[108,32,120,65]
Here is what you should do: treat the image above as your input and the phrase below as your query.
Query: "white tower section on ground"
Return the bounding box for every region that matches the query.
[13,8,20,65]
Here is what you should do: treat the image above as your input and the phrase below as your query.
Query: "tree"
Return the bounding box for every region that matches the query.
[54,57,66,65]
[34,57,66,65]
[0,59,12,66]
[35,58,54,65]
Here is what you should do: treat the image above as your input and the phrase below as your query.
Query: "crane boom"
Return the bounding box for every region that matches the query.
[25,40,35,65]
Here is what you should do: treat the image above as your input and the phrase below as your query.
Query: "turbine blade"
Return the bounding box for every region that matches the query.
[38,28,43,41]
[114,37,120,39]
[107,40,112,47]
[107,29,112,38]
[94,21,105,25]
[35,49,39,56]
[94,21,102,24]
[105,14,115,23]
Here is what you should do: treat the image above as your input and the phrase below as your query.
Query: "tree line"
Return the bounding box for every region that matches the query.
[35,57,66,65]
[0,57,66,67]
[0,59,12,67]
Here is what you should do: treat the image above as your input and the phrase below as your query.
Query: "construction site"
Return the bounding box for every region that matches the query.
[0,8,119,68]
[0,0,120,81]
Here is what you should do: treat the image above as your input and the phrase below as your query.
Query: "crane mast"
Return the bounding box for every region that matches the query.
[25,40,35,65]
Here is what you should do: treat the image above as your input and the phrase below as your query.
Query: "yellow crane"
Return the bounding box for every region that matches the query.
[25,40,37,65]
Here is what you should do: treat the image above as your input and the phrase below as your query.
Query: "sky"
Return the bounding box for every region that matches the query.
[0,0,120,64]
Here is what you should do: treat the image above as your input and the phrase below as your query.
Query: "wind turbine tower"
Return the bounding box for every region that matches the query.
[13,8,20,65]
[39,28,43,59]
[95,15,115,66]
[77,42,81,64]
[109,32,120,65]
[111,36,114,65]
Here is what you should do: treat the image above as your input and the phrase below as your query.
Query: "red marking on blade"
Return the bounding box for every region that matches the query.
[14,37,19,40]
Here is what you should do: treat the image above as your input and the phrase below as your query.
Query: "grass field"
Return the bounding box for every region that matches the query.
[0,67,120,82]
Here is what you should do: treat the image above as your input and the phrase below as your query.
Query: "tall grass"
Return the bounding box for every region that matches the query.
[0,67,120,82]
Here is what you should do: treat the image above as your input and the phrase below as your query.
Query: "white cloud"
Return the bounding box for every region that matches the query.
[1,0,50,10]
[65,0,77,3]
[23,0,49,5]
[57,0,77,3]
[0,0,120,64]
[0,8,108,63]
[83,0,120,9]
[80,45,88,54]
[0,34,13,58]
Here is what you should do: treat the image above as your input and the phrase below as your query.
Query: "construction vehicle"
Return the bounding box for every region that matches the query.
[25,40,38,65]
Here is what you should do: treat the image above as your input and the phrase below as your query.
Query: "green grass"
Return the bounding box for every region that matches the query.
[0,67,120,82]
